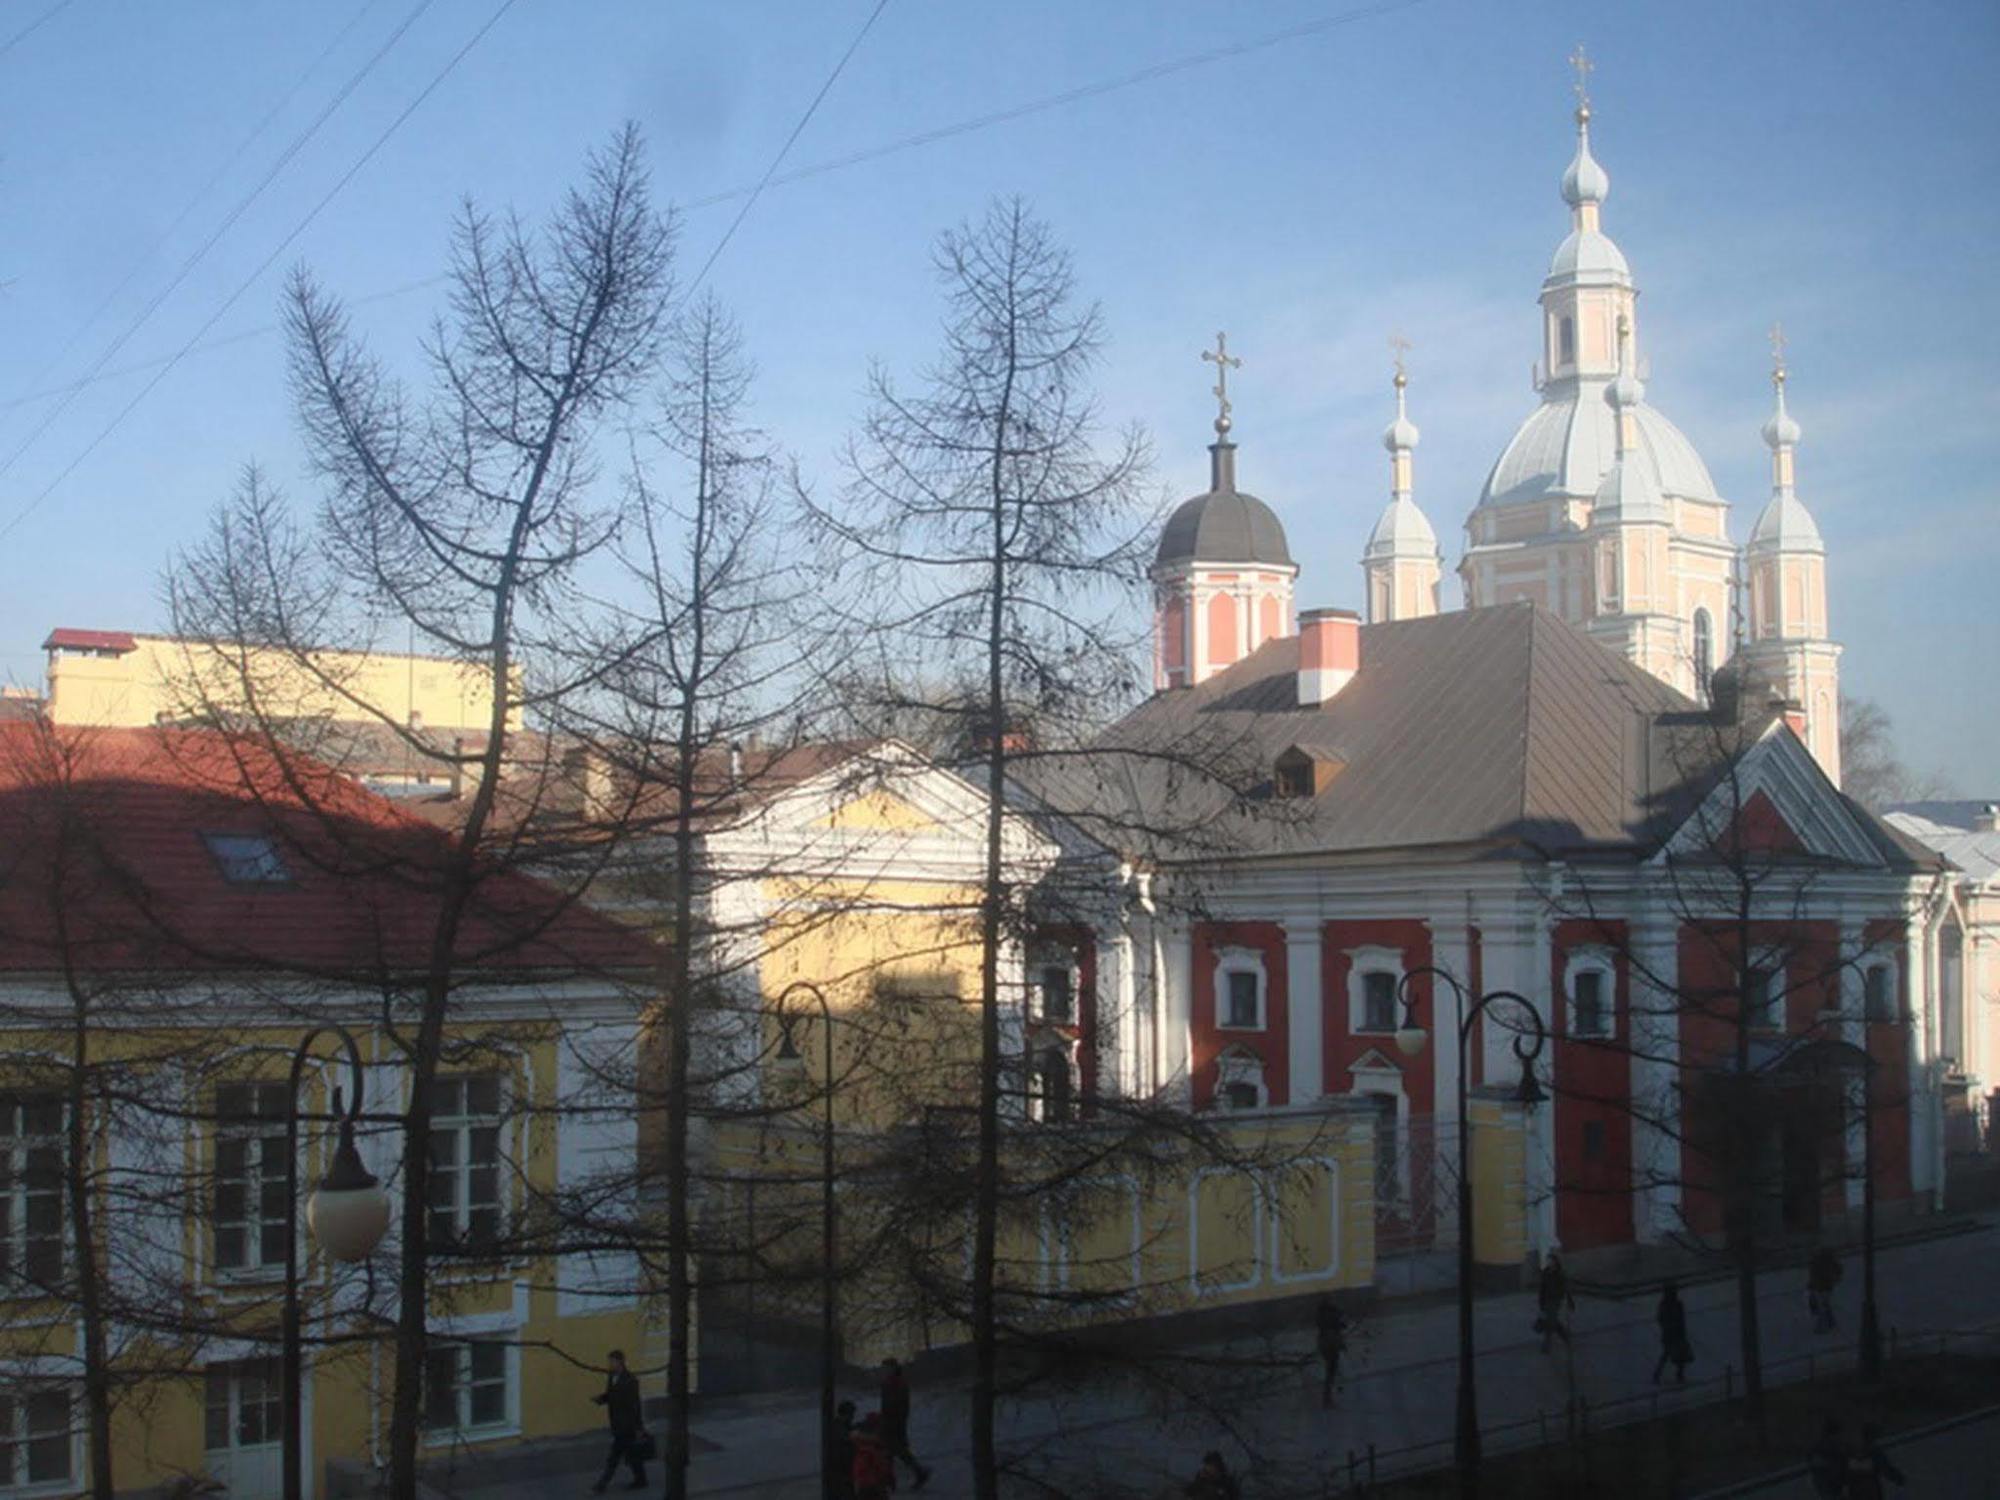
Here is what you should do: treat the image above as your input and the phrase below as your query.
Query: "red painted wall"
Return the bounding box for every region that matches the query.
[1321,919,1435,1112]
[1551,919,1634,1250]
[1190,921,1289,1108]
[1865,918,1912,1203]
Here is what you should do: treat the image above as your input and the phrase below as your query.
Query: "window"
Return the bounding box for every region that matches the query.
[1746,965,1784,1032]
[1559,316,1576,365]
[1360,972,1397,1034]
[1864,964,1897,1024]
[213,1082,289,1274]
[1223,969,1261,1029]
[204,1358,281,1453]
[423,1340,510,1433]
[0,1092,62,1290]
[200,831,290,885]
[1031,1046,1073,1124]
[1572,969,1610,1039]
[1037,964,1074,1025]
[0,1386,71,1489]
[1582,1120,1606,1161]
[1692,609,1714,703]
[1221,1082,1260,1112]
[1214,1048,1266,1112]
[1275,760,1312,799]
[427,1076,502,1249]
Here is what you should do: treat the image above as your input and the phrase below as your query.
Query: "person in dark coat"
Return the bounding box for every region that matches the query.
[1808,1246,1843,1334]
[878,1357,931,1489]
[1844,1423,1906,1499]
[590,1349,647,1493]
[1806,1417,1848,1500]
[1537,1247,1575,1353]
[1651,1281,1692,1385]
[1315,1296,1349,1408]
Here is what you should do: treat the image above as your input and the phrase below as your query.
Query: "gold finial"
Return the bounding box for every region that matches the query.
[1769,321,1788,386]
[1201,331,1242,436]
[1390,333,1411,389]
[1569,43,1594,124]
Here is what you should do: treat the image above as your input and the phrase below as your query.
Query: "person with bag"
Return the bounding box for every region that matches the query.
[1651,1280,1692,1384]
[1536,1246,1575,1353]
[590,1349,650,1493]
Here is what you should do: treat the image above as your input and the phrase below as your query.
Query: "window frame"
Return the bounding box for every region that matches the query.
[420,1338,515,1439]
[1346,947,1405,1037]
[1213,1047,1267,1112]
[1212,948,1267,1033]
[199,830,292,886]
[1563,948,1616,1041]
[0,1381,75,1492]
[210,1081,291,1281]
[1862,961,1899,1025]
[1034,960,1076,1026]
[0,1091,64,1295]
[425,1074,506,1252]
[1745,952,1787,1034]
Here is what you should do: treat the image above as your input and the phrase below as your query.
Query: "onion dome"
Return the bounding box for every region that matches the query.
[1155,439,1292,568]
[1561,107,1610,208]
[1382,370,1421,453]
[1761,375,1803,451]
[1750,361,1824,553]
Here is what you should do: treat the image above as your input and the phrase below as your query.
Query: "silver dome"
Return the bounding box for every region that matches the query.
[1479,385,1719,510]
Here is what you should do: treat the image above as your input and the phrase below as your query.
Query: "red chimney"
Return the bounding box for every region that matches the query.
[1297,608,1359,707]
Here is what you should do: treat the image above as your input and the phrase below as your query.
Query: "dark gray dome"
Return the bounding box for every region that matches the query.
[1154,440,1292,569]
[1155,488,1292,568]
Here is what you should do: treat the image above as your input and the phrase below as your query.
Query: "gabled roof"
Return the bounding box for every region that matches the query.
[1043,603,1923,870]
[0,722,657,978]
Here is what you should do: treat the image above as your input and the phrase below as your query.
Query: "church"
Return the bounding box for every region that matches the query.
[1045,71,1946,1262]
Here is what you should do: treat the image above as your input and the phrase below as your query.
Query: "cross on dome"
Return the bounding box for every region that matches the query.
[1569,43,1594,123]
[1201,331,1242,436]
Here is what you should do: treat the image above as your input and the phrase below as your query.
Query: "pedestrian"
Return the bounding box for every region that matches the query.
[1651,1280,1692,1385]
[1808,1246,1843,1334]
[1806,1416,1848,1500]
[878,1357,931,1490]
[827,1399,859,1500]
[1184,1450,1241,1500]
[1315,1295,1349,1407]
[850,1413,895,1500]
[1843,1423,1906,1499]
[589,1349,649,1494]
[1536,1245,1575,1353]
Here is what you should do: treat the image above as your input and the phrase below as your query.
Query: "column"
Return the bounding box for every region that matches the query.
[1285,923,1324,1106]
[1097,929,1133,1099]
[1427,912,1471,1239]
[1630,908,1682,1242]
[1159,925,1194,1105]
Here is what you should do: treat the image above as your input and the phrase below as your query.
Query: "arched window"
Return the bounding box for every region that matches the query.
[1559,316,1576,366]
[1692,608,1714,702]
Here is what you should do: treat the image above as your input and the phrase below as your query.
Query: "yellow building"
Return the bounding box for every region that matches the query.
[40,626,514,737]
[0,721,653,1498]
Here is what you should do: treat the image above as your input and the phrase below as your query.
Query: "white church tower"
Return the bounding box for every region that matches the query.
[1739,340,1843,783]
[1362,355,1442,622]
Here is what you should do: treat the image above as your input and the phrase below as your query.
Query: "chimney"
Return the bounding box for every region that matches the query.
[1297,608,1360,707]
[1976,803,2000,834]
[1775,696,1807,744]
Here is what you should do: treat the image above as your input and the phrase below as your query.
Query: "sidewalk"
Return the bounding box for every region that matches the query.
[440,1216,2000,1498]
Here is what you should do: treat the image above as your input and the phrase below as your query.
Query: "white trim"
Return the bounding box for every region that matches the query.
[1267,1155,1344,1285]
[1212,946,1268,1031]
[1187,1167,1263,1295]
[1563,946,1617,1039]
[1214,1044,1268,1111]
[1345,946,1405,1038]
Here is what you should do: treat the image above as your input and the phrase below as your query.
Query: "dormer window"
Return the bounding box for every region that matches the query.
[1273,744,1343,799]
[201,832,290,886]
[1275,759,1312,799]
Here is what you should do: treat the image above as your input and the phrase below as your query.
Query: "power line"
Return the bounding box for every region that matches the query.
[0,0,435,486]
[0,0,520,545]
[0,0,386,444]
[0,0,71,58]
[685,0,892,297]
[0,0,1421,417]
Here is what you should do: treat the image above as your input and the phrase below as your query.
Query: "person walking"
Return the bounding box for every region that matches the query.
[589,1349,648,1494]
[1315,1295,1349,1407]
[1809,1245,1844,1334]
[1537,1246,1575,1353]
[850,1413,895,1500]
[1184,1450,1241,1500]
[1844,1423,1907,1499]
[878,1357,931,1490]
[1651,1280,1692,1385]
[1806,1417,1848,1500]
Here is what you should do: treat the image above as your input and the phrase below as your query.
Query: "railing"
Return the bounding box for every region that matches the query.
[1293,1323,2000,1497]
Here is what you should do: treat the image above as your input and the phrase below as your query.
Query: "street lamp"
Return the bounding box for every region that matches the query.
[283,1024,392,1500]
[1393,967,1548,1500]
[773,982,840,1500]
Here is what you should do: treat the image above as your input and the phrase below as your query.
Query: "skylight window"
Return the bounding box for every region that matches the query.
[201,832,291,886]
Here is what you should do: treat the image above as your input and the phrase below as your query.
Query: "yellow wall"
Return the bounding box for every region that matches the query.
[45,634,515,733]
[1468,1096,1529,1268]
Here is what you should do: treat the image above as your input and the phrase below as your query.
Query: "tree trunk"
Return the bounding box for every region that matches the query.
[66,1000,114,1499]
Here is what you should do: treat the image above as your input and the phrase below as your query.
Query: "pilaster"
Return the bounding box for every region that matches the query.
[1631,907,1682,1241]
[1285,925,1325,1106]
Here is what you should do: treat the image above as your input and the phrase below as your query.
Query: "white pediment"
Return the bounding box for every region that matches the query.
[1657,721,1884,869]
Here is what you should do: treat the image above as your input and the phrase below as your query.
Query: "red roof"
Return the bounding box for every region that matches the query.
[42,627,138,653]
[0,721,659,978]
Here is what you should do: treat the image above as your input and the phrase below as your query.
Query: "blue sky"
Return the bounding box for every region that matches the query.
[0,0,1993,788]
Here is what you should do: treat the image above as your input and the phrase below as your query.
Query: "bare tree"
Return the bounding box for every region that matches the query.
[166,125,676,1500]
[1840,693,1955,812]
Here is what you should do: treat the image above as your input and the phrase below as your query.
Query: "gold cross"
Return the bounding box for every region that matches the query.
[1201,331,1242,434]
[1389,334,1412,386]
[1569,43,1593,112]
[1769,321,1788,384]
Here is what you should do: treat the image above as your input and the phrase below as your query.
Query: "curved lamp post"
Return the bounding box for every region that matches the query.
[283,1024,392,1500]
[771,982,840,1500]
[1393,966,1547,1500]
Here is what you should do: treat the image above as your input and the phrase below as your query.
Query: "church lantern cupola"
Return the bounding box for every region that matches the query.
[1152,334,1298,690]
[1740,329,1842,783]
[1361,346,1441,623]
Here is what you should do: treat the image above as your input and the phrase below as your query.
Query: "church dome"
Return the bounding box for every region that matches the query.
[1366,495,1437,556]
[1749,491,1824,553]
[1478,388,1718,509]
[1561,113,1610,207]
[1547,227,1630,284]
[1156,484,1292,568]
